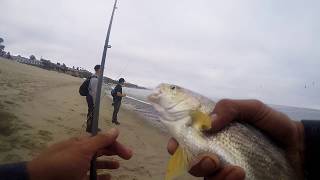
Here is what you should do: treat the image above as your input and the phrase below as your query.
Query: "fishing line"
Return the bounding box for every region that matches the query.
[115,60,129,79]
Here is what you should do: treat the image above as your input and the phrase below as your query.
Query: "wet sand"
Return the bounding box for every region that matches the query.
[0,58,196,180]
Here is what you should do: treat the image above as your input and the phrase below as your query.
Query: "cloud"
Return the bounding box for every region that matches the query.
[1,0,319,109]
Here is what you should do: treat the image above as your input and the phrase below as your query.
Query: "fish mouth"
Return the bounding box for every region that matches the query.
[148,93,160,104]
[147,88,162,104]
[147,88,164,112]
[147,88,175,121]
[148,88,189,122]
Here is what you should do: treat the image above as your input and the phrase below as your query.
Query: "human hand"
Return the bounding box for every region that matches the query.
[167,99,304,180]
[27,128,132,180]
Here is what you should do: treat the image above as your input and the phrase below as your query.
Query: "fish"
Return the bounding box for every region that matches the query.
[147,83,297,180]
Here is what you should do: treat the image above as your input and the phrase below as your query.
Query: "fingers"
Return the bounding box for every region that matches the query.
[98,141,133,160]
[189,155,220,177]
[111,141,133,160]
[211,99,296,146]
[210,99,242,132]
[166,138,222,177]
[205,165,245,180]
[166,138,222,178]
[167,138,178,155]
[87,128,119,153]
[96,160,119,169]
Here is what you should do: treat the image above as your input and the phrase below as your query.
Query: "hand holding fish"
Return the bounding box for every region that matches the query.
[168,138,245,180]
[167,99,304,180]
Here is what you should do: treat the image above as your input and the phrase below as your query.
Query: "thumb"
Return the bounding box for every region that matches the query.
[87,128,119,152]
[211,99,239,132]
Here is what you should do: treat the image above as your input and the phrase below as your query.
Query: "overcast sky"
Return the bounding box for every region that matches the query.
[1,0,319,109]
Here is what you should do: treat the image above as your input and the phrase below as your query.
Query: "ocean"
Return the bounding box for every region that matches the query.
[118,87,320,130]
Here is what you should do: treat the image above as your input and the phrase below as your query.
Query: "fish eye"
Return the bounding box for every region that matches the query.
[171,86,176,90]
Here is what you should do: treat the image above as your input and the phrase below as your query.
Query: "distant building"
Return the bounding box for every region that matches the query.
[40,58,56,70]
[13,55,42,66]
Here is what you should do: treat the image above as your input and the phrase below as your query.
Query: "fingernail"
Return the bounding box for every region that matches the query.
[211,114,219,131]
[211,114,218,122]
[225,167,245,180]
[201,157,216,171]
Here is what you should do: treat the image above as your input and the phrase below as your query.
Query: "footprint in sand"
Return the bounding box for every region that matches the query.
[122,165,151,177]
[0,142,12,152]
[134,134,146,148]
[4,100,15,105]
[20,124,32,129]
[20,139,40,150]
[57,124,64,128]
[22,113,31,117]
[2,154,23,162]
[65,127,78,135]
[45,118,55,124]
[114,174,135,180]
[38,130,53,141]
[0,110,18,136]
[38,130,52,135]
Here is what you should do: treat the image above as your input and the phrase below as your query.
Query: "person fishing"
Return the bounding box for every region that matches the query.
[79,65,101,132]
[111,78,126,125]
[1,99,319,180]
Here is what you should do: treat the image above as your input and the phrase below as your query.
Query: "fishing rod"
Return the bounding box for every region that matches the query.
[90,0,118,179]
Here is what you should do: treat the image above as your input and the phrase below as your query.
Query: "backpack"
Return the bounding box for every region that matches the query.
[79,76,96,96]
[111,88,117,97]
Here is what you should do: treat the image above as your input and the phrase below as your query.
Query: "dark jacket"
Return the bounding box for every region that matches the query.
[113,84,123,102]
[301,120,320,180]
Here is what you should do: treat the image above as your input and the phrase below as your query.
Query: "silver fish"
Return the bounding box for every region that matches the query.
[148,83,297,180]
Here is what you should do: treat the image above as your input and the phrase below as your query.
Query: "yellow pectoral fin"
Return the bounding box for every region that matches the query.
[166,147,191,180]
[190,110,212,131]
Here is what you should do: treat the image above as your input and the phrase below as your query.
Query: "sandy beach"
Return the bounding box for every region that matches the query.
[0,58,196,180]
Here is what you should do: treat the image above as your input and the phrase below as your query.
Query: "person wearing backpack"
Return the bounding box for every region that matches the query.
[79,65,101,132]
[111,78,126,125]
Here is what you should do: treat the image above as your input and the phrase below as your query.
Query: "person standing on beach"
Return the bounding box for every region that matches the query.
[112,78,126,125]
[85,65,101,132]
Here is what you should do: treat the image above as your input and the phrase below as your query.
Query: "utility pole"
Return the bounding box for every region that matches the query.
[90,0,118,179]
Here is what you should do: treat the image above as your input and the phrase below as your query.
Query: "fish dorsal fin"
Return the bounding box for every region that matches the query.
[166,146,191,180]
[190,110,211,131]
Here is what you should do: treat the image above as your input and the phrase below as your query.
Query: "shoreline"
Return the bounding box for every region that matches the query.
[0,58,196,180]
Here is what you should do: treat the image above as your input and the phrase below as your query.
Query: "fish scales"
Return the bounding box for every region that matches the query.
[206,123,294,180]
